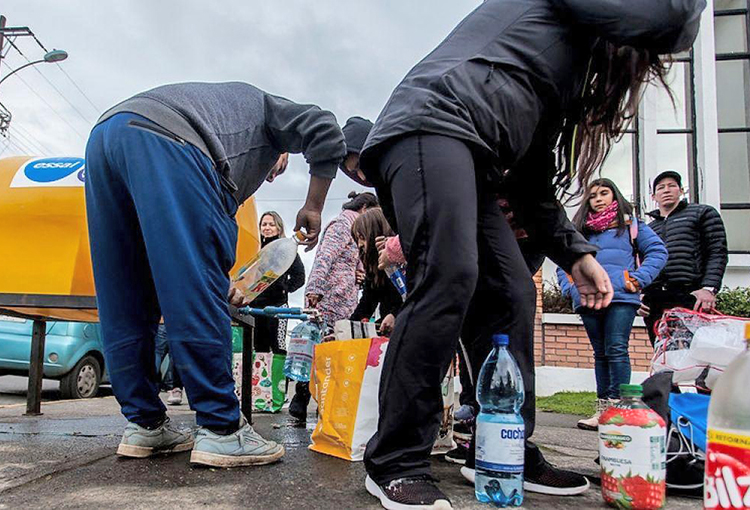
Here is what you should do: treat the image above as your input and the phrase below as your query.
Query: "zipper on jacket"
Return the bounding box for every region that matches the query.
[485,63,495,83]
[127,119,186,146]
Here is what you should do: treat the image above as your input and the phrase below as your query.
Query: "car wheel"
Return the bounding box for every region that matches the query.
[60,355,101,399]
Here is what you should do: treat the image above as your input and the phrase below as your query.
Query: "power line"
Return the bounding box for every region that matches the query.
[5,37,95,125]
[55,64,100,115]
[9,126,48,156]
[0,139,12,157]
[8,132,36,154]
[11,122,55,154]
[3,66,88,140]
[4,135,32,155]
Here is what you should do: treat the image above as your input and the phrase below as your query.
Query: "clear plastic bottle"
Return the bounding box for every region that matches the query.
[384,264,407,301]
[283,320,322,382]
[598,384,666,510]
[704,323,750,509]
[232,231,304,303]
[475,333,525,507]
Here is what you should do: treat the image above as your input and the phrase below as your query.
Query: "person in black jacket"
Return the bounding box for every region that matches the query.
[350,208,402,336]
[253,211,306,353]
[641,170,729,345]
[339,1,706,507]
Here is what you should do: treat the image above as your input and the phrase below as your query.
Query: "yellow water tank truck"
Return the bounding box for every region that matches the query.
[0,156,260,321]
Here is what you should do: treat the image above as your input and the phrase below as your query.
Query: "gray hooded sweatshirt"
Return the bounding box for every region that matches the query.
[98,82,346,204]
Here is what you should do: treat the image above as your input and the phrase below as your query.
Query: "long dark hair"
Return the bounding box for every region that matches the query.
[557,41,673,197]
[342,191,379,212]
[573,178,634,235]
[351,207,394,287]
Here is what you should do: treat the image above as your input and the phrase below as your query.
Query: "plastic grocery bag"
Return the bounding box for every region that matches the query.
[310,337,456,461]
[651,307,749,389]
[232,352,286,413]
[432,362,457,455]
[309,337,389,461]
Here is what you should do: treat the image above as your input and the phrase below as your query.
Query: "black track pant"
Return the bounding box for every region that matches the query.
[363,134,539,484]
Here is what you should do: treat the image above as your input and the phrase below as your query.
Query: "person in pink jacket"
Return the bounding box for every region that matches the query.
[288,191,379,421]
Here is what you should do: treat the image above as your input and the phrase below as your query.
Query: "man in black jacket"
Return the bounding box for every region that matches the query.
[642,170,729,345]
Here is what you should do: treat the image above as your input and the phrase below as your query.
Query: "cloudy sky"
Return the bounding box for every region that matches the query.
[1,1,691,307]
[0,0,479,308]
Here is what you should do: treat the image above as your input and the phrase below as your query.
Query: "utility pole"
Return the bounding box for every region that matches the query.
[0,15,7,69]
[0,15,10,134]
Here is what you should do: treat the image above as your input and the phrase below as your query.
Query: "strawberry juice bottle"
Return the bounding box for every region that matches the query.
[599,384,667,510]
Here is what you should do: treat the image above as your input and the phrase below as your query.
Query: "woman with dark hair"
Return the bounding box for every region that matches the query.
[290,191,379,420]
[336,1,705,507]
[253,211,305,355]
[350,208,402,336]
[557,179,667,430]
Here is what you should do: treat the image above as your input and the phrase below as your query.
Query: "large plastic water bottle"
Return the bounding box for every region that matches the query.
[475,333,525,507]
[384,264,407,301]
[283,321,322,382]
[232,232,305,303]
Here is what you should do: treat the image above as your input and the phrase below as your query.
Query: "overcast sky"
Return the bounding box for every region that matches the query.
[0,1,478,309]
[1,1,691,307]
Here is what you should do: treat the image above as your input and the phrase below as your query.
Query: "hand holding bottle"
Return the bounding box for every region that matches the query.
[294,175,332,251]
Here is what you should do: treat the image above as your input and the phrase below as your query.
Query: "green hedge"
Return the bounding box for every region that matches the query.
[716,287,750,318]
[542,280,574,314]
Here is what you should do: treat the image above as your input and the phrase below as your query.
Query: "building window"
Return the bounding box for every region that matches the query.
[601,129,638,204]
[655,53,698,202]
[715,0,750,254]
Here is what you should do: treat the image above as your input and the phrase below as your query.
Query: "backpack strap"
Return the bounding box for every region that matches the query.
[628,215,641,268]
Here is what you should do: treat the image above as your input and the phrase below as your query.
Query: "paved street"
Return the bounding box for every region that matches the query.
[0,378,702,509]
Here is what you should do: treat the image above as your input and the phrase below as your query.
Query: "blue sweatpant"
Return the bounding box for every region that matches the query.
[85,112,240,429]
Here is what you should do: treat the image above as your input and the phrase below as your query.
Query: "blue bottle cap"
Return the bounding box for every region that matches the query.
[492,334,509,346]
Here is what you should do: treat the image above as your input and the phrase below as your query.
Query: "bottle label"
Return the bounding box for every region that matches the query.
[287,336,314,360]
[388,267,407,297]
[476,422,524,474]
[598,423,666,509]
[705,427,750,509]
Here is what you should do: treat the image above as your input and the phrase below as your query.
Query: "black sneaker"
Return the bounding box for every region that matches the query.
[524,458,590,496]
[452,420,473,442]
[444,443,468,465]
[288,382,310,421]
[365,475,452,510]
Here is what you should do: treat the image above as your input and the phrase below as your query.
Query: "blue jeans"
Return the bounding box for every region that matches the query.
[86,113,239,430]
[154,325,183,391]
[580,304,638,399]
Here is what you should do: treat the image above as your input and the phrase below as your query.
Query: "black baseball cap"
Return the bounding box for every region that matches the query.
[341,116,373,156]
[653,170,683,192]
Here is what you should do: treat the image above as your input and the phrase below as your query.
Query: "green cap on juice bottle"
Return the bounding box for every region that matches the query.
[619,384,643,398]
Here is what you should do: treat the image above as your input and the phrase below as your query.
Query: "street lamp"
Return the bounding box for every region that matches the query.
[0,48,68,87]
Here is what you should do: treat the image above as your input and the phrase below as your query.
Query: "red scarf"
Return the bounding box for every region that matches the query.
[586,201,619,232]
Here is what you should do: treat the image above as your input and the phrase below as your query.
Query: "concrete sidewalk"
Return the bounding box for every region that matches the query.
[0,395,701,509]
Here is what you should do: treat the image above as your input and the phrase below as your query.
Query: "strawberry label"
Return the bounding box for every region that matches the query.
[599,405,667,509]
[705,428,750,509]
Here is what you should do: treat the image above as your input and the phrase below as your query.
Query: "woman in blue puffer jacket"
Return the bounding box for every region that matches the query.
[557,178,667,430]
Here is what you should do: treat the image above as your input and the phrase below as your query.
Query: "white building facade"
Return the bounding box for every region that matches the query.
[546,0,750,289]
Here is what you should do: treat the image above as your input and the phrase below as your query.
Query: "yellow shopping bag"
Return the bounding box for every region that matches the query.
[309,337,389,461]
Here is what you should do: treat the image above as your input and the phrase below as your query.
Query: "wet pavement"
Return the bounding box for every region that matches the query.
[0,385,701,509]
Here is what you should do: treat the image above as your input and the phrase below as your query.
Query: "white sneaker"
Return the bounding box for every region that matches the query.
[577,398,610,431]
[116,418,193,458]
[167,388,183,406]
[460,466,475,484]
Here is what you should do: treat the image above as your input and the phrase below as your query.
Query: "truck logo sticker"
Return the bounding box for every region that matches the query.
[10,157,86,188]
